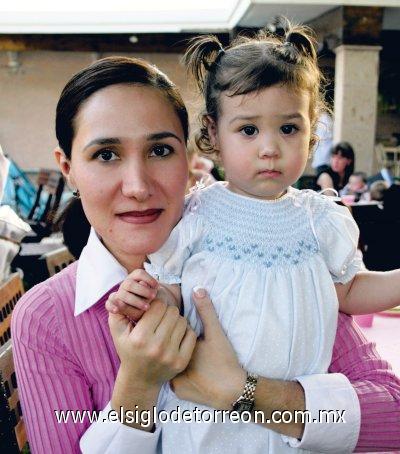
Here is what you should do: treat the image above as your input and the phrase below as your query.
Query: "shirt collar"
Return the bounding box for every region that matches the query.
[74,227,128,316]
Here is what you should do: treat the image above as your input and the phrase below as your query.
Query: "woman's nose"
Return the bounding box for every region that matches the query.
[121,164,152,202]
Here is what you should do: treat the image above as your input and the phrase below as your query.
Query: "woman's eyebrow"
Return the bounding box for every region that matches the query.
[83,137,121,150]
[146,131,182,143]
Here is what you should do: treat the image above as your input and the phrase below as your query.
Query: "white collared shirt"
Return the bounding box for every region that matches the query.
[79,228,360,453]
[75,228,128,316]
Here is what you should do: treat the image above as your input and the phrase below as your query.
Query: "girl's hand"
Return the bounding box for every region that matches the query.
[106,269,159,322]
[109,299,197,388]
[170,288,246,410]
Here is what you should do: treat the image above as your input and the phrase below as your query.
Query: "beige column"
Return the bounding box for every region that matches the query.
[333,45,382,174]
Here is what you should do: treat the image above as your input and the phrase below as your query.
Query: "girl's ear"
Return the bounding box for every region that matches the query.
[54,147,76,189]
[206,115,219,150]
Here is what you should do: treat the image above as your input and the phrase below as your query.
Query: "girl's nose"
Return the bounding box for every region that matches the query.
[258,136,279,159]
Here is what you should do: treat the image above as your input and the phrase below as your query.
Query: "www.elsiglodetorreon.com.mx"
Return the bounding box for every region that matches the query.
[55,406,346,428]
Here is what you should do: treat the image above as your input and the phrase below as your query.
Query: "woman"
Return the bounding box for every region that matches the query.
[11,57,400,453]
[317,141,355,194]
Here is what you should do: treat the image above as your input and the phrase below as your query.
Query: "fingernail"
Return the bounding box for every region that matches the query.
[193,286,206,298]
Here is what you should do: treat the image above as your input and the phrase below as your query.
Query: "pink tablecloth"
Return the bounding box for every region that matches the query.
[358,313,400,376]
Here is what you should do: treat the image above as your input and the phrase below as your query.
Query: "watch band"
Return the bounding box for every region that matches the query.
[231,372,258,413]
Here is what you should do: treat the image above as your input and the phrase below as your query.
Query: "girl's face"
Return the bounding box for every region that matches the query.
[208,85,311,200]
[56,84,188,272]
[331,152,351,175]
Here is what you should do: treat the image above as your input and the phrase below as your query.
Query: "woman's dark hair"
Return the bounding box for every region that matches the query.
[331,141,355,185]
[182,17,327,155]
[55,56,189,258]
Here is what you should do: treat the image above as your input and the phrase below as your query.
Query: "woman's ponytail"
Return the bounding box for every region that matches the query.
[55,196,90,259]
[182,35,225,93]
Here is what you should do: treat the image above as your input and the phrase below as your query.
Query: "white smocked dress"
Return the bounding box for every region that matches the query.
[145,181,362,454]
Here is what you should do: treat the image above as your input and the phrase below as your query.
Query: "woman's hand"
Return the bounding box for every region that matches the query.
[109,299,196,387]
[109,299,197,429]
[170,288,246,410]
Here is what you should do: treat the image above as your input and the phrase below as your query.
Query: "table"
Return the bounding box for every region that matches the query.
[359,313,400,375]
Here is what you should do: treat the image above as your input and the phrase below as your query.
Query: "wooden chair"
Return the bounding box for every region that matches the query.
[0,273,27,451]
[44,246,75,277]
[0,341,27,452]
[0,273,24,348]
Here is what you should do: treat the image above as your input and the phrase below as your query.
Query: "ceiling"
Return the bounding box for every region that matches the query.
[0,0,399,33]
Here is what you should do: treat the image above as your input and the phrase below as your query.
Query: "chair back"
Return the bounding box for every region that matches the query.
[0,274,24,348]
[0,273,26,452]
[0,340,27,452]
[44,246,75,277]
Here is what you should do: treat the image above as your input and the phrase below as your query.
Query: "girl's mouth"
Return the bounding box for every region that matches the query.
[258,170,282,179]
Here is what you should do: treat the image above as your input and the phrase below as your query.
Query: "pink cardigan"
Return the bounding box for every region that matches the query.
[12,262,400,453]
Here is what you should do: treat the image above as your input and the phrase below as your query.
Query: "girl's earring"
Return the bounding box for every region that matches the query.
[73,189,80,198]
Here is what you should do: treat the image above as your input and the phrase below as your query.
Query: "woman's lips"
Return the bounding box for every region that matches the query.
[258,170,282,179]
[116,208,163,224]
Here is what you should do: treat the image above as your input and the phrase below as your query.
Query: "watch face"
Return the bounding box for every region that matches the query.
[233,399,253,413]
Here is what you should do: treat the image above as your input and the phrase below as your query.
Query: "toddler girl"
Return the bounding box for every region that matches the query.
[108,22,400,452]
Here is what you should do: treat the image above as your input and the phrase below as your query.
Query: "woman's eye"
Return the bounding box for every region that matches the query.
[281,124,298,135]
[149,144,173,158]
[94,150,119,162]
[240,125,258,136]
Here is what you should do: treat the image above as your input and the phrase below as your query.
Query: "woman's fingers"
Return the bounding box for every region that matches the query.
[154,305,180,340]
[178,327,197,360]
[133,299,169,338]
[169,316,189,347]
[108,311,133,336]
[192,287,221,341]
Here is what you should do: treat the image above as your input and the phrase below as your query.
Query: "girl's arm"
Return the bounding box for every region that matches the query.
[336,269,400,314]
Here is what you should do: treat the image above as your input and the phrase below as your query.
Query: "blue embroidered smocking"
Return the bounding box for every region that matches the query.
[190,183,326,268]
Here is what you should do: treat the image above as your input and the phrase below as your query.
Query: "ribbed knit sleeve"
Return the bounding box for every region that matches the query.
[330,313,400,452]
[11,282,93,454]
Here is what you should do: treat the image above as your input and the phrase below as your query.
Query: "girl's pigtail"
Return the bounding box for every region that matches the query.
[182,35,224,93]
[285,27,317,61]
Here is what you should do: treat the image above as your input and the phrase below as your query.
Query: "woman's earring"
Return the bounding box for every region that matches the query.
[73,189,80,198]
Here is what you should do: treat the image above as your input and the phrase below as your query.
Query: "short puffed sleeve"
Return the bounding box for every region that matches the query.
[144,212,204,285]
[315,201,363,284]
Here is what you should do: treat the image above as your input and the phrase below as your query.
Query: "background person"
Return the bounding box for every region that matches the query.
[340,171,369,202]
[317,141,355,194]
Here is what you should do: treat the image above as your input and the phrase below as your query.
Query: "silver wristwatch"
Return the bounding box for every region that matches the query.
[231,372,258,413]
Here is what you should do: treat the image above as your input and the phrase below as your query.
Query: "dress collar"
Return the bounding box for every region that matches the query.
[74,227,128,316]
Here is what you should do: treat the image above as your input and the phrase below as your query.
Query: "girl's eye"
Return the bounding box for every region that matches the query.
[149,144,174,158]
[94,149,119,162]
[240,125,258,136]
[281,124,298,135]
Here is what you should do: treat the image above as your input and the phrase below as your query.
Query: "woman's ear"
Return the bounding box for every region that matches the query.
[54,147,76,189]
